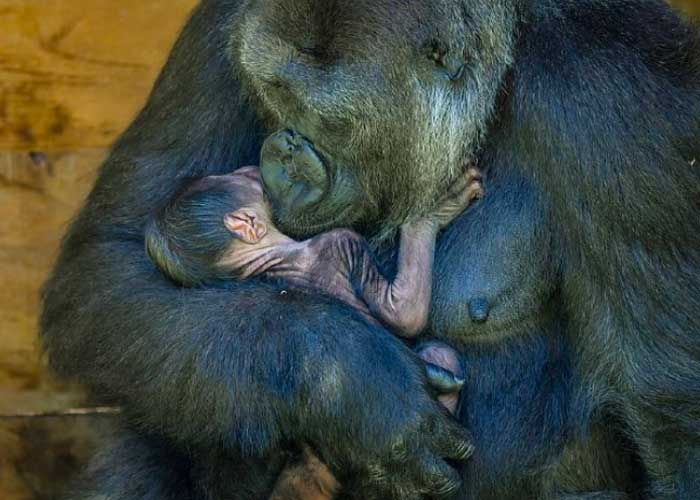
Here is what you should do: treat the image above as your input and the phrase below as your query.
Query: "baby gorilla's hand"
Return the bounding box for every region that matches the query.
[430,165,483,230]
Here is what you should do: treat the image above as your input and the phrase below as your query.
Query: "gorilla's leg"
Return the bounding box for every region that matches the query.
[64,429,193,500]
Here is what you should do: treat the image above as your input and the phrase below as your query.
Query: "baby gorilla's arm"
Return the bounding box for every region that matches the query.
[358,167,483,337]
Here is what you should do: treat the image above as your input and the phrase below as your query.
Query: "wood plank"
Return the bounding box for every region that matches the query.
[0,150,104,390]
[0,415,115,500]
[0,0,198,150]
[673,0,700,15]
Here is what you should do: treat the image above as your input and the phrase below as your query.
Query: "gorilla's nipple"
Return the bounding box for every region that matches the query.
[468,298,490,324]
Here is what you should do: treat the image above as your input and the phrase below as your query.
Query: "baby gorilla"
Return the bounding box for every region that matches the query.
[147,165,481,336]
[145,161,481,499]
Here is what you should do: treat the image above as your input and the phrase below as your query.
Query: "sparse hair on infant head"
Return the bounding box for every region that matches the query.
[145,176,252,287]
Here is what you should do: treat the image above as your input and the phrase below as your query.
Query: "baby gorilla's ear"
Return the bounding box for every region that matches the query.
[223,209,268,244]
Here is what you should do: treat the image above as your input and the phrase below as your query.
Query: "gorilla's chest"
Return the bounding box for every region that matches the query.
[426,184,557,345]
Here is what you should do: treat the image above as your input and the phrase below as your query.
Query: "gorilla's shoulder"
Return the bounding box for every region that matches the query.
[521,0,700,82]
[509,0,700,158]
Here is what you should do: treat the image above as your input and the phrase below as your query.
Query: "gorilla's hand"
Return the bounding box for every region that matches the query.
[43,238,472,499]
[308,330,473,500]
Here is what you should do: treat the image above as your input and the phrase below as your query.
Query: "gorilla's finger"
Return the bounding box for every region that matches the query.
[425,362,465,394]
[367,468,420,500]
[432,417,475,462]
[415,454,462,499]
[366,460,389,484]
[392,487,422,500]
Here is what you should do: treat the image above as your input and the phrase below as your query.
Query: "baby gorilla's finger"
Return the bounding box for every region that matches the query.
[465,179,484,202]
[440,170,472,202]
[465,166,482,182]
[464,168,484,200]
[425,362,465,394]
[438,168,484,213]
[458,169,483,201]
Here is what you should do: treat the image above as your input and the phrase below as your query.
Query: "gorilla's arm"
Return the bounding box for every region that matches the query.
[510,1,700,492]
[41,2,471,497]
[43,238,441,454]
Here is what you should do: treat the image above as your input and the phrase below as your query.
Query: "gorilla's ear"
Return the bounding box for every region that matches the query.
[224,210,268,244]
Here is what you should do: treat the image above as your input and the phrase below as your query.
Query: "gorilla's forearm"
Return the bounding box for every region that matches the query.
[41,236,412,453]
[40,1,476,497]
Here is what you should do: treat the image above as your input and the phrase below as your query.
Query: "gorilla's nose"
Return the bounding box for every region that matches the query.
[468,298,490,324]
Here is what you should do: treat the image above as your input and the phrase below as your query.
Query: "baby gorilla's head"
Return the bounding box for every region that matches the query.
[145,167,272,286]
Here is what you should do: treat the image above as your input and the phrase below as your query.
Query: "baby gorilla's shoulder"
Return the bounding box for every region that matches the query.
[309,229,368,261]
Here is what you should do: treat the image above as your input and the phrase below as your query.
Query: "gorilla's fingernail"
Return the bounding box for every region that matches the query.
[468,298,490,323]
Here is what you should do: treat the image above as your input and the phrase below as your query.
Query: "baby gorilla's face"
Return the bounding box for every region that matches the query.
[260,130,370,239]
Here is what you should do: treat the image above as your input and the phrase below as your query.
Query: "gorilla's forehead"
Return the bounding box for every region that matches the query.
[243,0,466,55]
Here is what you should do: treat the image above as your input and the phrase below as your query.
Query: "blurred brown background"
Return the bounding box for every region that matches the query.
[0,1,198,498]
[0,1,698,499]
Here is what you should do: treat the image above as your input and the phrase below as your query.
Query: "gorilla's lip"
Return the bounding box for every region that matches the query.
[273,200,359,238]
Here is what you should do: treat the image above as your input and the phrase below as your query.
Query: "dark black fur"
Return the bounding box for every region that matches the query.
[41,0,700,499]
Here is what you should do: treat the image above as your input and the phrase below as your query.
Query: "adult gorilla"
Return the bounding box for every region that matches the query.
[42,0,700,499]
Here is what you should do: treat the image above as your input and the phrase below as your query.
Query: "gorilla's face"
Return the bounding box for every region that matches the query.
[238,0,518,239]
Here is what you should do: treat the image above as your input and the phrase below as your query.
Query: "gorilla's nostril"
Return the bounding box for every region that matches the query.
[468,298,490,324]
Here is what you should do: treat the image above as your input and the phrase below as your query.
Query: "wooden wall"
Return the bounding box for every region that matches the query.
[0,1,698,499]
[676,0,700,14]
[0,2,198,499]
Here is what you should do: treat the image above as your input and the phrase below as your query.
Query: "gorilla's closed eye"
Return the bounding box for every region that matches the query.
[298,45,337,65]
[424,39,467,82]
[426,39,449,67]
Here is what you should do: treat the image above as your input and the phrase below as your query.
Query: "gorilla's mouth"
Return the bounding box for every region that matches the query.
[260,130,330,209]
[260,129,371,239]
